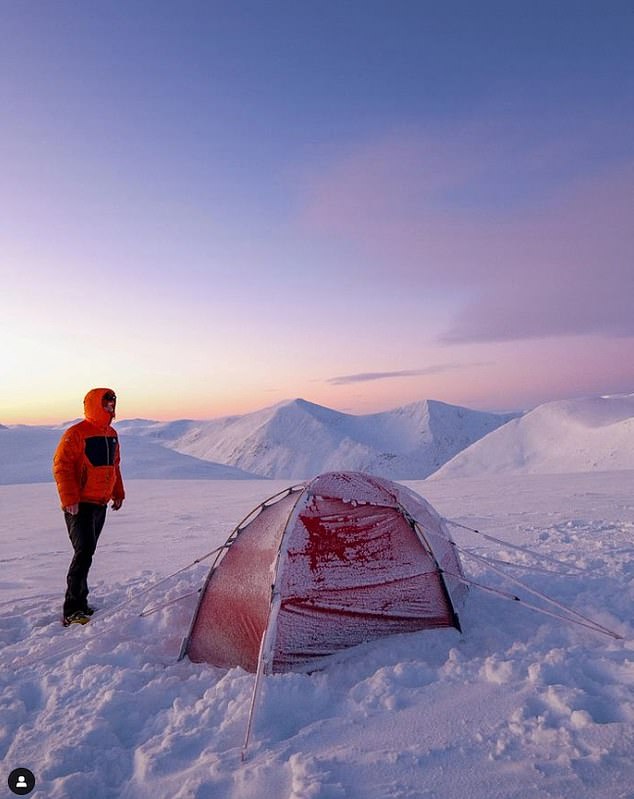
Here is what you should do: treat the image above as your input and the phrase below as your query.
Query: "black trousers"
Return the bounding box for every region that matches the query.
[63,502,107,617]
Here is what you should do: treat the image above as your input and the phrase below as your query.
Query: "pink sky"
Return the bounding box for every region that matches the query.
[1,4,633,425]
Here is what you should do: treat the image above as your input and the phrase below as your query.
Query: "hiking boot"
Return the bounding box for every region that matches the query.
[83,606,96,616]
[63,611,91,627]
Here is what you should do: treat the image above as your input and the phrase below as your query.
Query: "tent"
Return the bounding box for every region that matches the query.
[181,471,466,674]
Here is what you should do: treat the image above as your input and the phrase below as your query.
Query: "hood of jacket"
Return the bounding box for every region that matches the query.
[84,387,116,428]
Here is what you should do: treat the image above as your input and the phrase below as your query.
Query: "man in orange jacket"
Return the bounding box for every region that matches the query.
[53,388,125,626]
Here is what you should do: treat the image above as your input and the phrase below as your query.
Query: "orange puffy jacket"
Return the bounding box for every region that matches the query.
[53,388,125,509]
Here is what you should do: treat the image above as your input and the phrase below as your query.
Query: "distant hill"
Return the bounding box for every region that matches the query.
[0,426,257,485]
[0,426,64,485]
[430,395,634,479]
[120,397,519,479]
[6,394,632,486]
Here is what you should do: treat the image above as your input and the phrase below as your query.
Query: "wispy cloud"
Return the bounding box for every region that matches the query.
[299,115,634,343]
[327,364,486,386]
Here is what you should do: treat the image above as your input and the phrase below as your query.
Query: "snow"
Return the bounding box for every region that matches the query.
[2,472,633,799]
[432,395,634,479]
[0,426,256,485]
[103,397,517,480]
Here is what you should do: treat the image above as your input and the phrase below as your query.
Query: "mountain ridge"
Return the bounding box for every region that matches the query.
[127,397,518,479]
[2,394,632,484]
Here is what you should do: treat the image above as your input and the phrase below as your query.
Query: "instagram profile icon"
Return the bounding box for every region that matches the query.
[8,768,36,795]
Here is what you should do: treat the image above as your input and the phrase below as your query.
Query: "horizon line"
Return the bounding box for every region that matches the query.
[5,391,633,428]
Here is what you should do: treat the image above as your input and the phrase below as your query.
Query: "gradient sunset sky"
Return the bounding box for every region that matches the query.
[2,1,633,424]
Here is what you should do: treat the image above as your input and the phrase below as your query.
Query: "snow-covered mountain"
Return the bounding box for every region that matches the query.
[4,394,632,485]
[118,398,518,480]
[430,394,634,479]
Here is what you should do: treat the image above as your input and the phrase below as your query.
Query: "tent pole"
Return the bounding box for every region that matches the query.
[241,627,269,762]
[180,488,305,664]
[241,484,308,760]
[411,519,462,632]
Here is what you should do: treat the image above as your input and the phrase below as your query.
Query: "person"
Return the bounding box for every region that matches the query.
[52,388,125,626]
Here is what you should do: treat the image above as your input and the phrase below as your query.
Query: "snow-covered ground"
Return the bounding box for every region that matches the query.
[2,473,633,799]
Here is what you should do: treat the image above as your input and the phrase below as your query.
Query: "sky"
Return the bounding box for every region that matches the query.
[1,0,633,424]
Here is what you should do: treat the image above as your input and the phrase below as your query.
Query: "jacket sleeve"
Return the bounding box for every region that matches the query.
[52,428,82,508]
[112,436,125,501]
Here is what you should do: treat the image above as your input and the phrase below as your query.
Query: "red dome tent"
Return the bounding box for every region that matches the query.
[181,472,466,675]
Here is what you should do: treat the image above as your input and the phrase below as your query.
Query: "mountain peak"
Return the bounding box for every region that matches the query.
[155,397,517,479]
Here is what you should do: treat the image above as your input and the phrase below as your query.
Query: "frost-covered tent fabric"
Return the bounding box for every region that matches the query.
[183,471,466,673]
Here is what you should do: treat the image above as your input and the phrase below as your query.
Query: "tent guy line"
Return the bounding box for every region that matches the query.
[453,547,623,640]
[8,545,227,671]
[445,519,589,572]
[139,589,202,619]
[462,554,582,577]
[444,519,624,639]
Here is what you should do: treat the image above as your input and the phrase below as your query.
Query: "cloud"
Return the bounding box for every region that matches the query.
[327,364,486,385]
[298,115,634,343]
